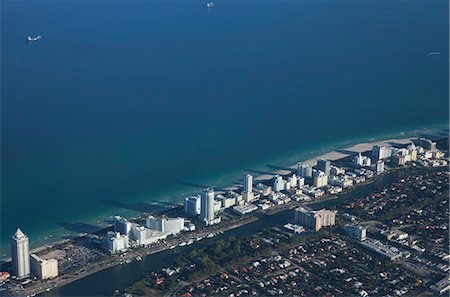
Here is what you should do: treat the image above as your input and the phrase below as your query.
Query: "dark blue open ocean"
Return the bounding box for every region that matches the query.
[1,0,448,255]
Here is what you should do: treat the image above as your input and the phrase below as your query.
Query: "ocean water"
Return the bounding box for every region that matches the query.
[1,0,448,256]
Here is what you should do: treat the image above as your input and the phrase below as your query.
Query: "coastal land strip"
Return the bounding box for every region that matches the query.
[3,135,445,297]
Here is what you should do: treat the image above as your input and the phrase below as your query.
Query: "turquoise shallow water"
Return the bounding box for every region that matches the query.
[1,0,448,257]
[1,124,447,257]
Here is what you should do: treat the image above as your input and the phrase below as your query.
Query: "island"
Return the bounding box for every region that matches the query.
[1,135,448,297]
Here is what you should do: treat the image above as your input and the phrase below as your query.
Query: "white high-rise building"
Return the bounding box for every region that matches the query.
[288,174,298,188]
[363,157,371,167]
[407,143,418,161]
[242,174,255,202]
[200,188,216,225]
[114,216,131,236]
[313,170,328,188]
[374,160,385,174]
[372,145,392,160]
[184,195,201,216]
[284,181,291,191]
[317,159,331,176]
[297,162,312,178]
[294,207,336,231]
[11,228,30,278]
[243,174,253,194]
[146,216,184,235]
[354,153,364,166]
[130,224,166,246]
[106,231,129,254]
[355,153,372,167]
[273,175,285,192]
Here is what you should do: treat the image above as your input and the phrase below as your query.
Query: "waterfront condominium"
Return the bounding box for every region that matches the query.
[243,174,253,194]
[297,162,313,178]
[184,195,201,217]
[317,159,331,176]
[243,174,255,202]
[273,175,285,192]
[114,216,132,237]
[200,188,215,225]
[146,216,185,235]
[313,169,328,188]
[11,228,30,278]
[372,145,392,160]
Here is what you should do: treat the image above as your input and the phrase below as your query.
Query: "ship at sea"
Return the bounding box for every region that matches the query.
[27,35,42,42]
[428,46,441,57]
[428,51,441,57]
[207,2,215,8]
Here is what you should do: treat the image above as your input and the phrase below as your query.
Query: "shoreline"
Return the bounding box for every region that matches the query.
[0,135,426,263]
[7,133,448,297]
[25,203,297,297]
[2,124,447,261]
[41,165,436,297]
[221,136,418,192]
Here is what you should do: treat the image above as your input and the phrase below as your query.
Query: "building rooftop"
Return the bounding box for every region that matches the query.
[12,228,27,240]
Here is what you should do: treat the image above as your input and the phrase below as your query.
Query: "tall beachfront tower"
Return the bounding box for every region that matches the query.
[200,188,215,225]
[243,174,253,194]
[11,228,30,278]
[297,162,312,178]
[242,174,255,202]
[317,159,331,176]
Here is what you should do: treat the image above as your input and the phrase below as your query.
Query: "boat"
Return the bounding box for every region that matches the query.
[179,242,187,247]
[27,35,42,42]
[135,256,143,261]
[207,2,215,8]
[428,46,441,57]
[428,51,441,57]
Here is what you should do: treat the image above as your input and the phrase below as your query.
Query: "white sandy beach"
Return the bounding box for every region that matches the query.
[252,137,416,182]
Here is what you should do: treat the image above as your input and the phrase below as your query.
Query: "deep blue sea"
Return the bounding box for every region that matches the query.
[1,0,448,257]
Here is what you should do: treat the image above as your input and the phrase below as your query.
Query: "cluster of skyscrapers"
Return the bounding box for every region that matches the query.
[296,160,331,188]
[355,139,444,170]
[109,139,446,255]
[183,173,262,225]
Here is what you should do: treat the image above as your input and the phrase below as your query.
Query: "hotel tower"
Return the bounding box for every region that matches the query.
[11,228,30,278]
